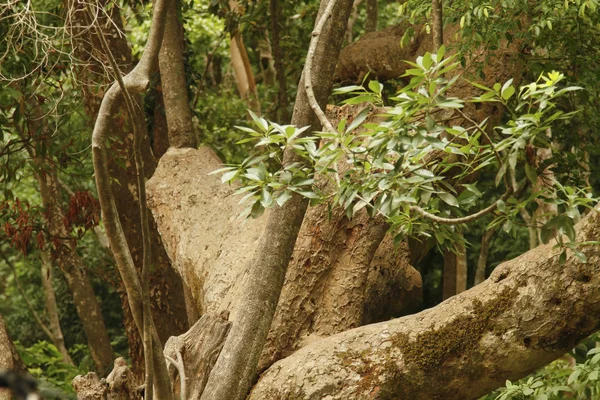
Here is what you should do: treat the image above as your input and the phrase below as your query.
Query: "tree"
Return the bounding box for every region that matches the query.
[1,0,600,399]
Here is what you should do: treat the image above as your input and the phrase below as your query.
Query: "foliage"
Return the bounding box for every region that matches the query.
[16,341,80,398]
[214,49,596,254]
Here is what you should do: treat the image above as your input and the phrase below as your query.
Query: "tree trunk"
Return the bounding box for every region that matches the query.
[199,1,355,398]
[432,0,443,50]
[159,0,197,149]
[248,208,600,399]
[68,0,190,375]
[0,314,26,400]
[269,0,290,122]
[35,168,115,374]
[443,240,467,299]
[474,227,496,285]
[40,252,74,365]
[365,0,377,33]
[230,31,262,114]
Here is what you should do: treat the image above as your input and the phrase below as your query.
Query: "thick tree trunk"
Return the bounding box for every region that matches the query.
[248,209,600,399]
[68,0,190,375]
[199,2,355,399]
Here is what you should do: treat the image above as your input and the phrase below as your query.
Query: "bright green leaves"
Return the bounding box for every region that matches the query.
[214,47,594,257]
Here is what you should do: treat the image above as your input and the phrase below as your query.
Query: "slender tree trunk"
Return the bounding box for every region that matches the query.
[36,168,115,374]
[443,240,467,299]
[365,0,378,33]
[68,0,190,376]
[159,0,197,149]
[474,227,496,285]
[432,0,443,50]
[269,0,290,122]
[0,248,72,365]
[40,252,74,365]
[200,2,355,399]
[230,31,261,114]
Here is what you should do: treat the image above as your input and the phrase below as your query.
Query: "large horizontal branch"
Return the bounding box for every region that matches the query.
[249,210,600,399]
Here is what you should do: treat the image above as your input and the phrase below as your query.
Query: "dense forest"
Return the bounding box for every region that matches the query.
[1,0,600,399]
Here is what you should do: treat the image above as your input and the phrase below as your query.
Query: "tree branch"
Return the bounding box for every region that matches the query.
[88,0,172,397]
[249,209,600,399]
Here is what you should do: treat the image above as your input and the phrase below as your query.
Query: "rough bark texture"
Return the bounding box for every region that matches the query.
[248,209,600,399]
[163,312,231,398]
[198,2,355,398]
[159,0,197,148]
[69,0,189,375]
[0,314,26,400]
[147,144,422,369]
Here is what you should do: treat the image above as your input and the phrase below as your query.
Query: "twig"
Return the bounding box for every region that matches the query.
[409,190,511,225]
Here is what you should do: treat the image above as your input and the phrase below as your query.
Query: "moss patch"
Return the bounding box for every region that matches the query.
[392,286,515,371]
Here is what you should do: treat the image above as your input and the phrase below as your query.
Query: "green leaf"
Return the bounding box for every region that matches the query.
[368,80,383,94]
[221,170,238,183]
[276,191,293,206]
[346,107,370,133]
[525,163,537,184]
[439,192,459,207]
[250,201,265,219]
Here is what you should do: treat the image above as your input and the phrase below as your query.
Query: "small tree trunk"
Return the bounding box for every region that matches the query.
[474,228,496,285]
[230,31,261,114]
[365,0,378,33]
[269,0,290,122]
[159,0,197,149]
[40,252,74,365]
[443,239,467,299]
[432,0,443,50]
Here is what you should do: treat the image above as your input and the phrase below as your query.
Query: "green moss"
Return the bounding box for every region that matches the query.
[392,286,515,371]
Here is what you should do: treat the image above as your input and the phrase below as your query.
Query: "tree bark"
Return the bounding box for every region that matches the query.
[68,0,190,375]
[432,0,443,50]
[474,227,496,285]
[269,0,290,122]
[365,0,377,33]
[0,314,26,400]
[248,209,600,399]
[443,240,467,299]
[40,252,74,365]
[35,166,115,374]
[197,2,355,398]
[159,0,197,149]
[230,30,261,113]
